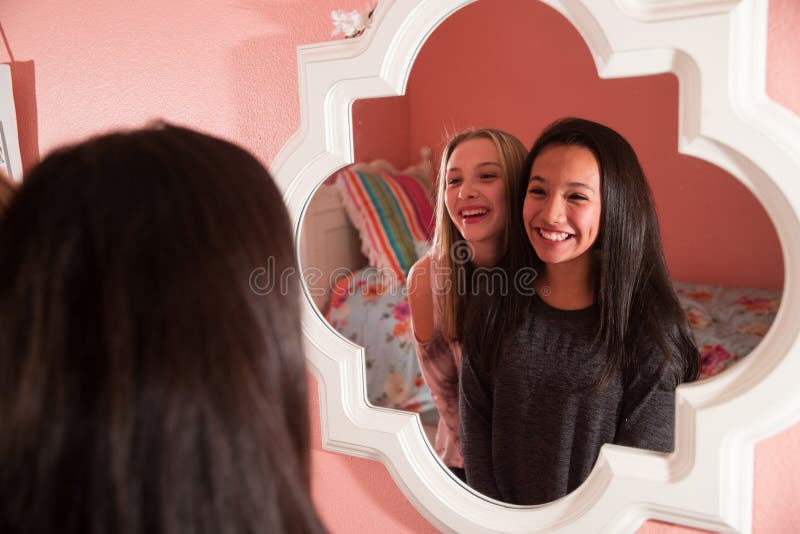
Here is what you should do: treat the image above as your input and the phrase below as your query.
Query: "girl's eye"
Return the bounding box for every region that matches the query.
[569,194,588,201]
[446,177,461,186]
[480,173,498,180]
[528,187,545,196]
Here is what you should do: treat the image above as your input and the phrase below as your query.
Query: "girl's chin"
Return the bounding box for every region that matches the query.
[531,241,569,256]
[460,227,501,243]
[532,248,595,267]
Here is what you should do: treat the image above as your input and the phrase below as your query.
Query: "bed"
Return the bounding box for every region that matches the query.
[673,281,780,377]
[300,153,782,428]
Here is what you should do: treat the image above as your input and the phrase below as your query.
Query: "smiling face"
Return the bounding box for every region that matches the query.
[523,144,602,271]
[444,137,508,254]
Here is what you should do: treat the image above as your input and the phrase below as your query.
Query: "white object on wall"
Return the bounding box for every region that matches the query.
[0,64,22,182]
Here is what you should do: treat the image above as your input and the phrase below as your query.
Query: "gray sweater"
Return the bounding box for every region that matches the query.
[460,294,677,505]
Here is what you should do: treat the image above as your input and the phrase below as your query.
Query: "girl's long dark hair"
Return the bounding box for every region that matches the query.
[0,124,325,534]
[467,117,699,386]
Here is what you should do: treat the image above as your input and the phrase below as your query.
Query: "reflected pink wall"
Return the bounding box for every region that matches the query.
[354,0,783,291]
[353,96,410,166]
[1,0,798,532]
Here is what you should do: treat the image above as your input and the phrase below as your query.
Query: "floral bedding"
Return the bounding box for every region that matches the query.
[326,272,782,413]
[674,281,781,379]
[325,266,434,415]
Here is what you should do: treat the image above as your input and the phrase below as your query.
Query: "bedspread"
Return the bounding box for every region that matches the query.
[326,266,434,414]
[674,281,781,379]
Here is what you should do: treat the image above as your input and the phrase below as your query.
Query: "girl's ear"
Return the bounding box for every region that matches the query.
[592,227,603,250]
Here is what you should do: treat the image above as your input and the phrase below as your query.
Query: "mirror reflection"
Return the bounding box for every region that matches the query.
[298,0,783,504]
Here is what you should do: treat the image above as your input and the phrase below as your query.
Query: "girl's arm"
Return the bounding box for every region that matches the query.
[408,255,463,463]
[408,255,435,343]
[614,358,677,453]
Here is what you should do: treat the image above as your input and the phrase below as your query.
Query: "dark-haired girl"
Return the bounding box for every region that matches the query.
[460,117,699,505]
[0,124,326,534]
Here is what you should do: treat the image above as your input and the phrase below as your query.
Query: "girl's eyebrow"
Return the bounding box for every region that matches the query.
[447,161,501,172]
[528,175,597,193]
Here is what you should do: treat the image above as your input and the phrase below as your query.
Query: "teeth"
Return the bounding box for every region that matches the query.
[539,229,571,241]
[462,208,487,217]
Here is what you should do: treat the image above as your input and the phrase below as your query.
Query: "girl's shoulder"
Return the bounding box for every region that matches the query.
[409,252,433,273]
[627,321,688,387]
[407,254,436,342]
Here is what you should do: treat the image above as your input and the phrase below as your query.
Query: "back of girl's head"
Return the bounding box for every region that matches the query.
[431,128,527,341]
[0,123,325,534]
[522,117,698,383]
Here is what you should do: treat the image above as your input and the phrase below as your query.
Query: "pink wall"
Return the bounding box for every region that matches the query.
[1,0,798,532]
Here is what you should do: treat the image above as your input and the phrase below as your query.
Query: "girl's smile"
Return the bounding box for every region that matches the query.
[458,204,491,225]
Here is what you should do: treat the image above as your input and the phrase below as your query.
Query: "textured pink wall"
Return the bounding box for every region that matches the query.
[0,0,367,167]
[1,0,798,532]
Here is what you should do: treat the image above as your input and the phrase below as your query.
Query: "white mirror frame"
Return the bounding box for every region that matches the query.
[271,1,800,531]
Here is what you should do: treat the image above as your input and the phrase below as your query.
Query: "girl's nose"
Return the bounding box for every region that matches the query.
[458,182,477,200]
[543,197,565,224]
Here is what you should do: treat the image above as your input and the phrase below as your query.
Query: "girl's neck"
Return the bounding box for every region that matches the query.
[468,239,502,268]
[536,255,595,310]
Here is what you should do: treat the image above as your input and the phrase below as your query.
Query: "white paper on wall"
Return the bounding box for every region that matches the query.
[0,64,22,182]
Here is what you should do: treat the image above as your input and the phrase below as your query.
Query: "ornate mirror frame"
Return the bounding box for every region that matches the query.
[271,1,800,531]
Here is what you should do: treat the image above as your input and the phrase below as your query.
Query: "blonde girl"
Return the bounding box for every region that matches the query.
[407,128,527,480]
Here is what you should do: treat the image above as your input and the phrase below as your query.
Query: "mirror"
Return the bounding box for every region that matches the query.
[274,0,800,531]
[297,0,783,510]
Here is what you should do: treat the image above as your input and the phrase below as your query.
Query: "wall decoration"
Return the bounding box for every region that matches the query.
[0,64,22,182]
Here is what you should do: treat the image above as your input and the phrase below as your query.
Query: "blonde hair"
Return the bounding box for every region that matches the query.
[431,128,527,341]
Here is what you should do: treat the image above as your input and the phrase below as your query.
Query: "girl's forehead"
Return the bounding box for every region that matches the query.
[448,142,500,171]
[450,137,498,158]
[530,144,599,186]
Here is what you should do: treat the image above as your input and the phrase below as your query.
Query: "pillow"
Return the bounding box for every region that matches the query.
[335,169,434,282]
